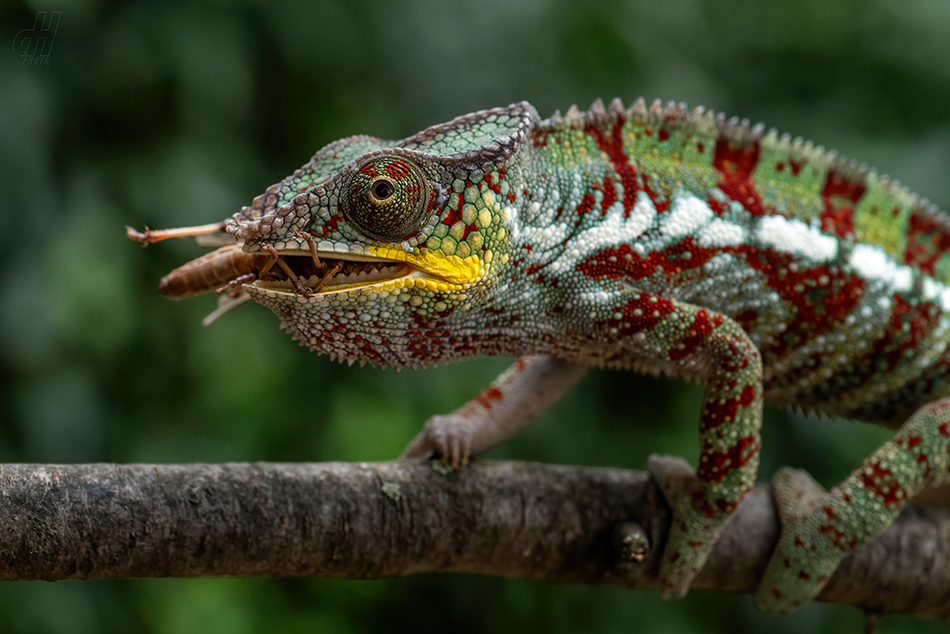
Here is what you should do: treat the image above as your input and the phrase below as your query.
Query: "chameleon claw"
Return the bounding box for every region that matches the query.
[401,413,477,467]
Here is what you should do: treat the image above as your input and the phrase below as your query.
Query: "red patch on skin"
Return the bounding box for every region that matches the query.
[475,386,503,410]
[314,320,391,366]
[903,210,950,276]
[740,384,755,404]
[715,498,738,514]
[798,571,811,580]
[669,309,715,361]
[441,205,463,227]
[697,435,759,483]
[658,129,670,142]
[576,192,596,217]
[425,189,441,212]
[322,213,341,236]
[585,118,640,217]
[789,160,804,176]
[746,250,864,360]
[707,197,728,215]
[860,461,906,507]
[530,129,549,147]
[600,175,617,214]
[701,383,757,432]
[819,169,866,237]
[482,172,502,195]
[601,293,676,339]
[439,196,479,241]
[577,239,718,281]
[869,295,938,373]
[818,524,849,550]
[577,240,864,360]
[384,160,413,180]
[358,163,378,177]
[940,422,949,437]
[404,310,471,362]
[713,137,766,215]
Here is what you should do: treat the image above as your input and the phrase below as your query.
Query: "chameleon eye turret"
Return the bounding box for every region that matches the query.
[343,156,432,242]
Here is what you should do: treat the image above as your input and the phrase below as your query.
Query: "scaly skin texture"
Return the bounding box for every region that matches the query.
[181,98,950,611]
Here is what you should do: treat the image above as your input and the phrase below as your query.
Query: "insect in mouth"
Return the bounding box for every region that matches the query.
[127,224,404,324]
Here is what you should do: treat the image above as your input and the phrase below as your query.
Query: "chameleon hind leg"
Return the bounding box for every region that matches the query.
[756,398,950,612]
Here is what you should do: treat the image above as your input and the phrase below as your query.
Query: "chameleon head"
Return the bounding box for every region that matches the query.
[222,103,538,367]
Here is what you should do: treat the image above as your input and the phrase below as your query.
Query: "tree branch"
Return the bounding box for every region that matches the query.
[0,461,947,619]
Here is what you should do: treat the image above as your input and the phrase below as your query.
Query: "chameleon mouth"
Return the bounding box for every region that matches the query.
[127,222,482,302]
[249,231,484,299]
[251,251,417,297]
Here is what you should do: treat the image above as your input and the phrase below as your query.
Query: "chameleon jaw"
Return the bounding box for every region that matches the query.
[249,249,476,299]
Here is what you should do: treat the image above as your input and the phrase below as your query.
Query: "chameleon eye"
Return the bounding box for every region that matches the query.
[343,157,431,242]
[371,179,394,201]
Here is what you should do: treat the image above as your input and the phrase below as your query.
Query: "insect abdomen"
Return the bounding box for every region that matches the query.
[159,244,269,298]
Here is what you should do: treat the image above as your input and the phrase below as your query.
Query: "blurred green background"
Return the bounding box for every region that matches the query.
[2,0,949,632]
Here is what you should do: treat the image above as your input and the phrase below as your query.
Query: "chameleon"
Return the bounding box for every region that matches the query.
[131,97,950,612]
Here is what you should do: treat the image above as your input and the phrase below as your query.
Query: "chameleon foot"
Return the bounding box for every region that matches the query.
[648,454,739,597]
[402,413,477,467]
[754,468,836,612]
[401,356,587,467]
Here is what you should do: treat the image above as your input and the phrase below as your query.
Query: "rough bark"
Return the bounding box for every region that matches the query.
[0,461,947,619]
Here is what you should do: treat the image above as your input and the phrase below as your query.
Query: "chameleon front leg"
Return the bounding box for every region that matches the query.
[402,355,588,466]
[403,297,763,597]
[610,294,764,597]
[756,398,950,612]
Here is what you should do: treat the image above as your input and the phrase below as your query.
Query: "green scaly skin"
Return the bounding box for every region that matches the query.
[158,98,950,611]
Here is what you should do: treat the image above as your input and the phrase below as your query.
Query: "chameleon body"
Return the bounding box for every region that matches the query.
[177,99,950,610]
